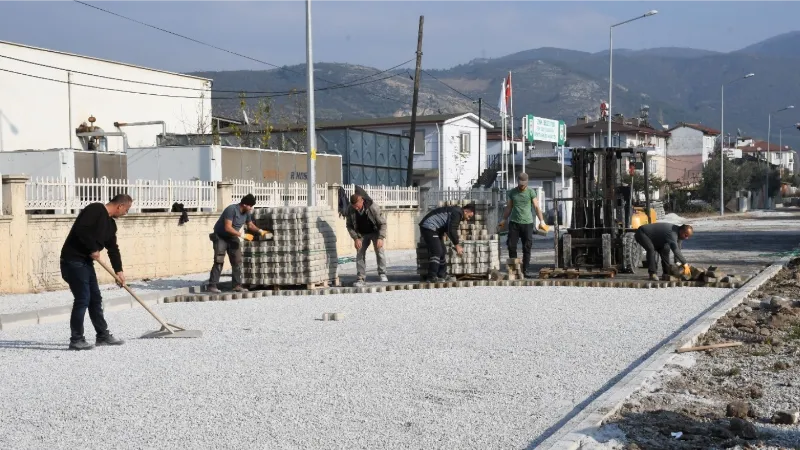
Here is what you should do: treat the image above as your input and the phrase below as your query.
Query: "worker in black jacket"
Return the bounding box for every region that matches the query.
[60,194,133,350]
[418,203,475,282]
[635,222,693,281]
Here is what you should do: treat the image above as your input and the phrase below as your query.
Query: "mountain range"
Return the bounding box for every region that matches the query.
[190,31,800,149]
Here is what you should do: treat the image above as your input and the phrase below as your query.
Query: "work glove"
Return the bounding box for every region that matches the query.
[259,229,273,240]
[538,223,550,233]
[681,263,691,277]
[242,233,254,242]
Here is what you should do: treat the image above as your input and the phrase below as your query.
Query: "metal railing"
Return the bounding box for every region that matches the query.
[342,184,419,208]
[25,177,217,213]
[229,179,329,207]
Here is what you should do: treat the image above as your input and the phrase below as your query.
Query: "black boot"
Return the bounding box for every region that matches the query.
[96,334,125,346]
[68,339,94,351]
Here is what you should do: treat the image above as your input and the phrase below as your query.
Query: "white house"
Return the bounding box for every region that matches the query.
[0,40,212,153]
[566,115,669,182]
[665,122,720,184]
[304,113,492,190]
[737,138,795,174]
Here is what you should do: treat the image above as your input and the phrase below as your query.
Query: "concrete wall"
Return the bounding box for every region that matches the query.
[0,176,419,294]
[0,40,212,153]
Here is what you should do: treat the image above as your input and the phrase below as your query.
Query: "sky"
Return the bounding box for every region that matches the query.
[0,1,799,74]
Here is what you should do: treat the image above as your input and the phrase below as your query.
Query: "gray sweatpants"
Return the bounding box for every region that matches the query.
[356,232,387,280]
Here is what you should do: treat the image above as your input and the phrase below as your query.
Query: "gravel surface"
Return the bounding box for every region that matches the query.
[0,272,212,315]
[584,259,800,450]
[0,286,731,449]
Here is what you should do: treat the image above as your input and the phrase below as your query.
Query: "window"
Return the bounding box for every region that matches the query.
[648,159,658,173]
[459,132,471,156]
[602,135,621,148]
[402,129,426,154]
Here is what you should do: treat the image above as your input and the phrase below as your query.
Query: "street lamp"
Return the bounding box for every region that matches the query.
[305,0,317,206]
[766,105,794,208]
[608,10,658,149]
[720,72,754,215]
[473,98,483,174]
[776,123,798,179]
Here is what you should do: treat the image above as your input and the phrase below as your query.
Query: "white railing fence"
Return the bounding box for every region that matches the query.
[25,177,217,213]
[424,187,503,208]
[229,179,328,207]
[342,184,419,208]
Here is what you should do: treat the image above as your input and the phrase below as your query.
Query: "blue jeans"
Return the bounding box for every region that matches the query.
[61,259,109,342]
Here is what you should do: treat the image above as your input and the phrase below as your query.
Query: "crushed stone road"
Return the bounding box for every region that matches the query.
[0,286,731,449]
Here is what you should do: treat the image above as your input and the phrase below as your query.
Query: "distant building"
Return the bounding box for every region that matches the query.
[736,138,794,174]
[665,122,720,185]
[566,114,669,182]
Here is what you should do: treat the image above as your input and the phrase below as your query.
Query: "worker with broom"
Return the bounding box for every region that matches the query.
[498,172,549,278]
[60,194,133,350]
[418,203,475,282]
[635,222,693,281]
[207,194,269,294]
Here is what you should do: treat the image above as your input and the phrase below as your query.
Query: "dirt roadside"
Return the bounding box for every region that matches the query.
[585,259,800,450]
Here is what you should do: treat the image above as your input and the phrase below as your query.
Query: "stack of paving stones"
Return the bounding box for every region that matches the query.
[506,258,524,280]
[240,205,339,289]
[416,199,500,279]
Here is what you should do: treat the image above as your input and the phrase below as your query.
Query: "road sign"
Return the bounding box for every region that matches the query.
[557,120,567,146]
[526,115,564,144]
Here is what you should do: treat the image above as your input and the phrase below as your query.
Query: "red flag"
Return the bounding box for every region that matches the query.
[505,73,512,109]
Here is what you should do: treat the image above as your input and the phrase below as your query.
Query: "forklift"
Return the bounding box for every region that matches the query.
[552,147,657,275]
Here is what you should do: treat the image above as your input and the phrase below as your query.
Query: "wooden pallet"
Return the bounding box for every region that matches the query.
[246,277,341,291]
[538,267,617,279]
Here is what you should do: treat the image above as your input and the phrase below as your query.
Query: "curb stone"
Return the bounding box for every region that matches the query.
[0,276,747,331]
[0,285,203,331]
[538,253,793,450]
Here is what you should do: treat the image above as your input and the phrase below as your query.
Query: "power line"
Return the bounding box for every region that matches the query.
[0,66,401,100]
[0,53,413,95]
[420,69,502,114]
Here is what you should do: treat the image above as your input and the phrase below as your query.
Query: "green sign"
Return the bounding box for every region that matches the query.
[557,120,567,146]
[526,115,567,145]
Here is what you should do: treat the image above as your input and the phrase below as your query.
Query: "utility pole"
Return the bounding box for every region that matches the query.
[477,97,482,174]
[406,15,424,187]
[305,0,317,205]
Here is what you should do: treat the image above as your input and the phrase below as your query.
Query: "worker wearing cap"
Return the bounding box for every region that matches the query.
[419,203,475,282]
[207,194,268,293]
[499,172,549,278]
[635,222,693,281]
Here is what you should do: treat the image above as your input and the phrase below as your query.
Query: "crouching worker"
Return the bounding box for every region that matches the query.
[634,222,693,281]
[207,194,269,293]
[418,203,475,282]
[346,193,388,287]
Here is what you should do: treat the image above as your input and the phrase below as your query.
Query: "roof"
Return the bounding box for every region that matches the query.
[566,119,670,137]
[230,113,495,133]
[668,122,720,136]
[0,40,212,83]
[738,140,794,153]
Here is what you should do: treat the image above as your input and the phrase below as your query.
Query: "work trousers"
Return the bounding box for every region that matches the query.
[355,232,387,280]
[420,227,447,280]
[634,229,672,275]
[61,258,109,343]
[507,221,534,274]
[209,234,243,287]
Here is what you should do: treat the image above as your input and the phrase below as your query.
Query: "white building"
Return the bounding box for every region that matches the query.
[737,138,795,174]
[306,113,492,190]
[0,40,212,154]
[566,116,669,182]
[664,122,720,184]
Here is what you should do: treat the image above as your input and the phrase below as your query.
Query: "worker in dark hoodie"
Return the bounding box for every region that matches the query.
[635,222,693,281]
[346,192,388,286]
[418,203,475,282]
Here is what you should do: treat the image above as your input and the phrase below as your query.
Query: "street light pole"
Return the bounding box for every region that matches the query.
[305,0,317,206]
[720,73,754,216]
[766,105,794,209]
[608,10,658,150]
[474,98,483,174]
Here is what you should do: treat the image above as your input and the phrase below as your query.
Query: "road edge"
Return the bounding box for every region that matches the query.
[538,256,791,450]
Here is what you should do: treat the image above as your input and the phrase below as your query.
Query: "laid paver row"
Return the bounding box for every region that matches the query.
[167,278,742,303]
